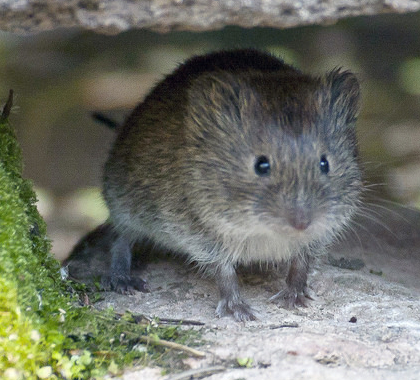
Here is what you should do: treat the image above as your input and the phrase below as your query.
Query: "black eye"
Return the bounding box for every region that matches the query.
[255,155,271,176]
[320,155,329,174]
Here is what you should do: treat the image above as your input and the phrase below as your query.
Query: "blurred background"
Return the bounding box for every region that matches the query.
[1,13,420,261]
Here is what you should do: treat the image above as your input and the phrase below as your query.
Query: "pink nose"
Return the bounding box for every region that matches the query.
[287,209,312,231]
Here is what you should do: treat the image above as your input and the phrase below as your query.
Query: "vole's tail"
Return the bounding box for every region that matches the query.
[91,112,120,130]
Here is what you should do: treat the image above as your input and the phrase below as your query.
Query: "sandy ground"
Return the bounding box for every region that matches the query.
[64,203,420,379]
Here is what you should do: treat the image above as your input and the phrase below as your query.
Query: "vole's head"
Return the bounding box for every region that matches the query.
[184,68,362,247]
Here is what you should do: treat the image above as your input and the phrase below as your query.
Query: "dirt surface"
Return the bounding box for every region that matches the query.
[65,203,420,379]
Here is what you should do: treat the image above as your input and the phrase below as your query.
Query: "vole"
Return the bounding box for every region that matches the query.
[71,49,362,321]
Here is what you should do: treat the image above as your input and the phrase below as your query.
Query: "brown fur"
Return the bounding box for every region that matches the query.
[79,49,362,321]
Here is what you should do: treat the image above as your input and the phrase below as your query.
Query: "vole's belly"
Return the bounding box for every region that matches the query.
[112,205,314,265]
[148,223,305,266]
[213,233,305,266]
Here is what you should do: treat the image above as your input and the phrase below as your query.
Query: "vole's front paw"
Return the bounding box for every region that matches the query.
[216,298,257,322]
[270,286,313,308]
[101,273,149,295]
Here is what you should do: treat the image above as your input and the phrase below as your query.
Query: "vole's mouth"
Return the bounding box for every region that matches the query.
[262,213,330,241]
[279,224,315,239]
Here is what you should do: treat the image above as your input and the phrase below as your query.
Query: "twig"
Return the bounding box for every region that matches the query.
[117,312,205,326]
[164,366,226,380]
[139,335,206,358]
[157,317,205,326]
[269,323,299,329]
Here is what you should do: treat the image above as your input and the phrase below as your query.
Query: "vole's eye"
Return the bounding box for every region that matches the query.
[254,155,271,176]
[320,155,329,174]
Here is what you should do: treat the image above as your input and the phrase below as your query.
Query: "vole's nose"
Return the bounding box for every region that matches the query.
[287,207,312,231]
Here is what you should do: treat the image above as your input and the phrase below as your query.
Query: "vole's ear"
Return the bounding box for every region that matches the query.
[187,73,242,127]
[327,69,361,124]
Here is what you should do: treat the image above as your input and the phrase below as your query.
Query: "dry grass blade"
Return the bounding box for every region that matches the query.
[139,336,206,358]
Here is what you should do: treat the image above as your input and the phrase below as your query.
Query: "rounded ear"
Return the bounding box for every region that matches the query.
[327,69,361,124]
[187,72,242,129]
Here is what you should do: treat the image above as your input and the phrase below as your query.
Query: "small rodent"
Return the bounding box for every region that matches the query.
[78,49,363,321]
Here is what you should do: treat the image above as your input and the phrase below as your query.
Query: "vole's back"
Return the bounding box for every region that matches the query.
[110,49,296,138]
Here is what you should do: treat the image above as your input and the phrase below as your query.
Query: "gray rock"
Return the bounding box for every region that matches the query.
[1,0,420,35]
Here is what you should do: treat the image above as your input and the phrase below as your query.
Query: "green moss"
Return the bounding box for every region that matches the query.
[0,92,201,379]
[0,91,68,379]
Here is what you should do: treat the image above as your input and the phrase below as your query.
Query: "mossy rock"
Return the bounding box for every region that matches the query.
[0,91,200,379]
[0,90,72,379]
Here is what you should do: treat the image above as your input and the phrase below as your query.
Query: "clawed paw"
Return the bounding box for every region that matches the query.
[101,274,149,295]
[269,286,314,309]
[216,298,257,322]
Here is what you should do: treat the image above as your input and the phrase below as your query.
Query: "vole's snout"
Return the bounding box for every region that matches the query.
[286,207,312,231]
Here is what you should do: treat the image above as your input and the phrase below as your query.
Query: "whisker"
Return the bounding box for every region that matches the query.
[363,201,413,225]
[338,222,365,249]
[351,219,389,251]
[362,183,388,189]
[355,207,399,238]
